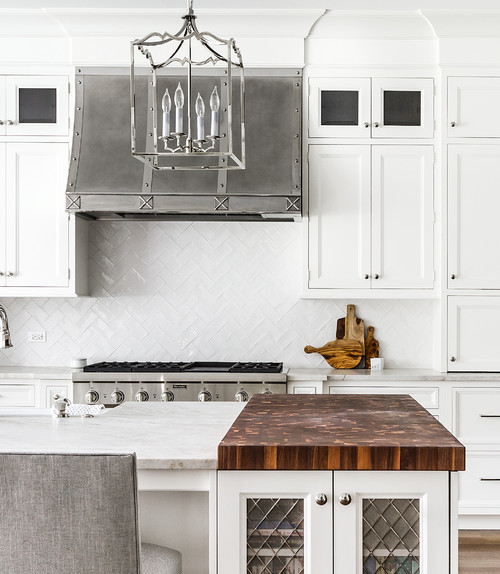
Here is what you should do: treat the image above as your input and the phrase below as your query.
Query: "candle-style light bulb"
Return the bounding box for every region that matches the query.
[195,92,205,140]
[161,88,171,137]
[174,82,184,133]
[210,86,220,137]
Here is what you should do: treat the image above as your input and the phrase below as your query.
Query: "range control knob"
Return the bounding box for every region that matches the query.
[235,390,249,403]
[198,390,212,402]
[262,390,272,395]
[161,390,174,402]
[135,390,149,402]
[111,390,125,404]
[85,390,99,405]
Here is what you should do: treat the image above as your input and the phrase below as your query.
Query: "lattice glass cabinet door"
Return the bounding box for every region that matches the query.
[333,471,450,574]
[218,471,333,574]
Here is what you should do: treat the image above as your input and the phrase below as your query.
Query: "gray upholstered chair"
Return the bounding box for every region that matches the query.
[0,452,182,574]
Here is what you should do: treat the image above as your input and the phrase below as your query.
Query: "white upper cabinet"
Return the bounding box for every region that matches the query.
[448,145,500,289]
[309,77,433,139]
[448,77,500,138]
[0,76,68,137]
[308,144,434,291]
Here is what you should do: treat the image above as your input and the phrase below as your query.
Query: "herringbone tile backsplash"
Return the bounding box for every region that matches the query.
[0,221,434,368]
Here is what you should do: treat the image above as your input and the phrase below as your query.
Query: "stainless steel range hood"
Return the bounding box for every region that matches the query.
[66,68,302,221]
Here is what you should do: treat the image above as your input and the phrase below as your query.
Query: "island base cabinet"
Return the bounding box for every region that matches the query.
[218,471,333,574]
[334,471,450,574]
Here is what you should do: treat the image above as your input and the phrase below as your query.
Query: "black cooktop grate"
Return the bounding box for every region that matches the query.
[83,361,283,374]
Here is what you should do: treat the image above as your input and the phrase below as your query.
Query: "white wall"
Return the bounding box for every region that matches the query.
[0,220,434,369]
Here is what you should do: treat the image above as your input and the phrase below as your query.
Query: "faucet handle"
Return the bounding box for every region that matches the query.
[52,394,71,418]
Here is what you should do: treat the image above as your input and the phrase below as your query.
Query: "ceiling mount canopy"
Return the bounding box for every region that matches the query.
[130,0,245,171]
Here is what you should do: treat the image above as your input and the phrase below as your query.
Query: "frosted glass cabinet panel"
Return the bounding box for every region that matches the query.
[1,76,68,136]
[218,471,332,574]
[334,471,449,574]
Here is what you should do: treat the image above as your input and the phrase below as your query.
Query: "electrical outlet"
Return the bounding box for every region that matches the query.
[27,331,46,343]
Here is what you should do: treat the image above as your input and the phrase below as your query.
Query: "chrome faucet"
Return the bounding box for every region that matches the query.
[0,304,12,349]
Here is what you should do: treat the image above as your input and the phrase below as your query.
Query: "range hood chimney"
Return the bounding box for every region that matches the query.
[66,68,302,221]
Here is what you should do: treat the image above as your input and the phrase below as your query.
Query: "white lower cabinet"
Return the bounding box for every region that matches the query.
[0,383,36,407]
[218,470,451,574]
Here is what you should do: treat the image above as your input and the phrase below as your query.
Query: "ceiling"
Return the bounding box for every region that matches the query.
[3,0,500,10]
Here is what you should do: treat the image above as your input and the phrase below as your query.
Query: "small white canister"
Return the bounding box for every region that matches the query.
[370,358,385,370]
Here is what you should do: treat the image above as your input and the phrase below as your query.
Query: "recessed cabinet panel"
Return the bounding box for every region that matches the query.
[334,471,449,574]
[0,144,5,287]
[5,143,69,287]
[448,297,500,372]
[448,145,500,289]
[448,77,500,137]
[453,388,500,444]
[4,76,68,136]
[372,145,434,288]
[309,78,371,138]
[0,77,5,136]
[372,78,433,138]
[308,145,371,289]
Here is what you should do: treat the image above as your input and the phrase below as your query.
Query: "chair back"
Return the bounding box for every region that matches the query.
[0,452,141,574]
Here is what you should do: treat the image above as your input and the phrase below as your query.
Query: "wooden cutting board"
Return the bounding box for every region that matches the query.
[336,304,365,355]
[304,339,363,369]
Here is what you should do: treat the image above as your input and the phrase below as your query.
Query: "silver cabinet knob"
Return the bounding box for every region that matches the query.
[450,122,456,127]
[0,120,3,125]
[373,122,380,128]
[450,356,456,362]
[0,272,3,277]
[111,390,124,404]
[339,493,352,506]
[363,122,369,128]
[6,120,14,126]
[198,390,212,402]
[450,274,456,279]
[373,274,379,279]
[161,390,174,402]
[315,493,327,506]
[364,274,369,279]
[235,390,249,402]
[85,390,99,404]
[6,272,14,277]
[135,390,149,402]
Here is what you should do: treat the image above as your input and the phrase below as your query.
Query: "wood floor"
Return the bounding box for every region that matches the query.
[459,531,500,573]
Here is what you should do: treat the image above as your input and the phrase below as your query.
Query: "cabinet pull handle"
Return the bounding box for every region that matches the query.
[450,274,456,280]
[450,356,456,362]
[373,274,379,279]
[480,414,500,418]
[6,120,14,126]
[339,493,352,506]
[0,120,3,125]
[373,122,380,128]
[6,272,14,277]
[363,122,370,128]
[364,274,369,280]
[450,122,456,127]
[480,478,500,481]
[315,493,327,506]
[0,272,3,277]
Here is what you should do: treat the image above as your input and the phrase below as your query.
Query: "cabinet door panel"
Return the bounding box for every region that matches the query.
[0,144,5,287]
[453,388,500,444]
[308,145,371,289]
[372,145,434,288]
[372,78,433,138]
[309,78,371,138]
[5,143,69,287]
[448,296,500,371]
[334,471,449,574]
[448,77,500,137]
[0,77,5,136]
[218,470,332,574]
[5,76,68,136]
[448,145,500,289]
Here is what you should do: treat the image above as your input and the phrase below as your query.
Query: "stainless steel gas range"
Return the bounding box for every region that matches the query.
[72,361,287,406]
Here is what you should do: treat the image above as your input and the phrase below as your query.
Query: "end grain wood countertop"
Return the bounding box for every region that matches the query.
[217,394,465,471]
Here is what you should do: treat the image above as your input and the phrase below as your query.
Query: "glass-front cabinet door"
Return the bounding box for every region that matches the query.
[333,471,449,574]
[309,78,371,138]
[218,471,332,574]
[3,76,68,136]
[371,78,433,138]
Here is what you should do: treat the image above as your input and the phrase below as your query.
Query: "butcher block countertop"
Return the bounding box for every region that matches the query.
[217,394,465,471]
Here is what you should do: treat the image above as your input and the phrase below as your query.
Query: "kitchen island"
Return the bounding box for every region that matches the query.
[0,396,464,574]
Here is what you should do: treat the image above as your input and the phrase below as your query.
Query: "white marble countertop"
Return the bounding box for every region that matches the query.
[0,402,245,469]
[287,367,500,381]
[0,366,72,379]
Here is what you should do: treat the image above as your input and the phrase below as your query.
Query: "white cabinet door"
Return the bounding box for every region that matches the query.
[4,76,69,137]
[308,78,371,138]
[448,145,500,289]
[218,470,332,574]
[0,77,5,136]
[372,145,434,288]
[5,143,69,287]
[371,78,434,139]
[448,77,500,138]
[308,145,371,289]
[334,471,449,574]
[448,296,500,371]
[0,144,5,287]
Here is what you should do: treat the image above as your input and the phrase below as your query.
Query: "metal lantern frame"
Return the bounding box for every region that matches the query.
[130,0,245,171]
